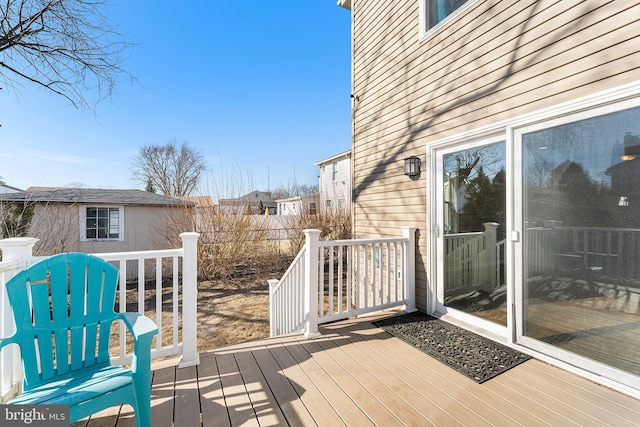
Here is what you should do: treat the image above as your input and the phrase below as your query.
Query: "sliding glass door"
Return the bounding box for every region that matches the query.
[435,137,507,330]
[429,93,640,391]
[517,105,640,378]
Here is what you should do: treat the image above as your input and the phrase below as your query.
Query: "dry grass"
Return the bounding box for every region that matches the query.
[195,271,280,350]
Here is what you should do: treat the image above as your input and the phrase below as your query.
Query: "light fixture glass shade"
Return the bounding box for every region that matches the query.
[404,156,421,177]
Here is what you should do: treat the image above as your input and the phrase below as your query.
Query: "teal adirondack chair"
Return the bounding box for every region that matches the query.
[0,253,158,427]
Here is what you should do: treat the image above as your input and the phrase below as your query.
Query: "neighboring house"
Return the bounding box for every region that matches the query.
[315,150,351,212]
[276,195,319,216]
[340,1,640,396]
[0,187,194,254]
[218,190,277,215]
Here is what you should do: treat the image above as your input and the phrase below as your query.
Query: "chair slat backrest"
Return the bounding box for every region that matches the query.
[5,253,120,390]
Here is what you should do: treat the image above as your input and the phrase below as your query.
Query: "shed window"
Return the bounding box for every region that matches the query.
[82,206,124,241]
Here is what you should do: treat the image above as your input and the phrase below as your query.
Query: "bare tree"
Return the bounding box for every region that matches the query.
[271,182,318,200]
[131,140,206,197]
[0,0,132,109]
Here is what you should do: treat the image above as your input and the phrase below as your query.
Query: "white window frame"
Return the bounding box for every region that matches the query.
[419,0,478,40]
[80,206,125,242]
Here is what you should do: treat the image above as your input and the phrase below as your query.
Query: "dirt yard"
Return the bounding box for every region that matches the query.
[195,269,284,351]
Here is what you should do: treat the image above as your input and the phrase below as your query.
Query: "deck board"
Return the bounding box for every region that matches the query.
[91,312,640,427]
[215,353,259,426]
[335,320,497,426]
[233,348,289,426]
[520,360,640,425]
[313,335,433,426]
[174,365,201,427]
[300,338,404,426]
[266,342,346,427]
[285,338,375,426]
[250,344,320,426]
[335,322,505,425]
[150,362,176,427]
[198,352,232,427]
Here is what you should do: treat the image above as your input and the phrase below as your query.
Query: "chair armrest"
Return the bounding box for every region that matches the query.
[118,312,158,342]
[0,335,16,352]
[117,313,158,380]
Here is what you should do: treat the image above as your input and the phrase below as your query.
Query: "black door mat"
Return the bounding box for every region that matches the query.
[372,312,531,383]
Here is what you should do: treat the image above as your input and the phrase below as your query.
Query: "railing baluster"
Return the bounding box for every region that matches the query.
[155,257,162,352]
[356,244,361,309]
[137,258,145,315]
[385,242,390,304]
[376,243,381,305]
[364,244,369,309]
[119,260,127,360]
[329,245,334,315]
[338,245,343,312]
[172,256,179,353]
[347,245,352,310]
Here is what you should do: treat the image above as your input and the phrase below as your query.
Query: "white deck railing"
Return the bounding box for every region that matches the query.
[269,227,416,338]
[269,246,306,336]
[93,232,200,368]
[0,233,199,403]
[444,222,499,296]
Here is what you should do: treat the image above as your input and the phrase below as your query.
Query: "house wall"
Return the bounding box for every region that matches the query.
[277,199,303,216]
[29,204,189,255]
[318,155,352,211]
[350,0,640,311]
[277,196,319,215]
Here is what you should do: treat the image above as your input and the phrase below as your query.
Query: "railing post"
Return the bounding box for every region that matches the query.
[483,222,499,287]
[178,232,200,368]
[0,237,38,401]
[0,237,39,271]
[268,279,279,337]
[303,229,321,338]
[401,227,417,313]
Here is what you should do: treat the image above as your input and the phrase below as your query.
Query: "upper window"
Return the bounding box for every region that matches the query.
[332,161,338,181]
[422,0,470,33]
[82,206,124,241]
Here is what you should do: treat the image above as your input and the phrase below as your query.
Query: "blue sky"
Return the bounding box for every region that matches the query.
[0,2,352,197]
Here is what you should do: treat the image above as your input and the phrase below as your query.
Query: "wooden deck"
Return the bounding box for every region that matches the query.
[75,311,640,427]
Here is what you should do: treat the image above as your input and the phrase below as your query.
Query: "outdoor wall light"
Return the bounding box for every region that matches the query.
[404,156,421,178]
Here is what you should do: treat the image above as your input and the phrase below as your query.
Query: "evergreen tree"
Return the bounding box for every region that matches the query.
[145,178,156,193]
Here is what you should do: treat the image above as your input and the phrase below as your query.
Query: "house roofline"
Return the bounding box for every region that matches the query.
[314,150,351,167]
[337,0,351,11]
[0,188,194,207]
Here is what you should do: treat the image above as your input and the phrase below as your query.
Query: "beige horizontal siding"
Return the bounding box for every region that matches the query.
[351,0,640,310]
[354,1,639,142]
